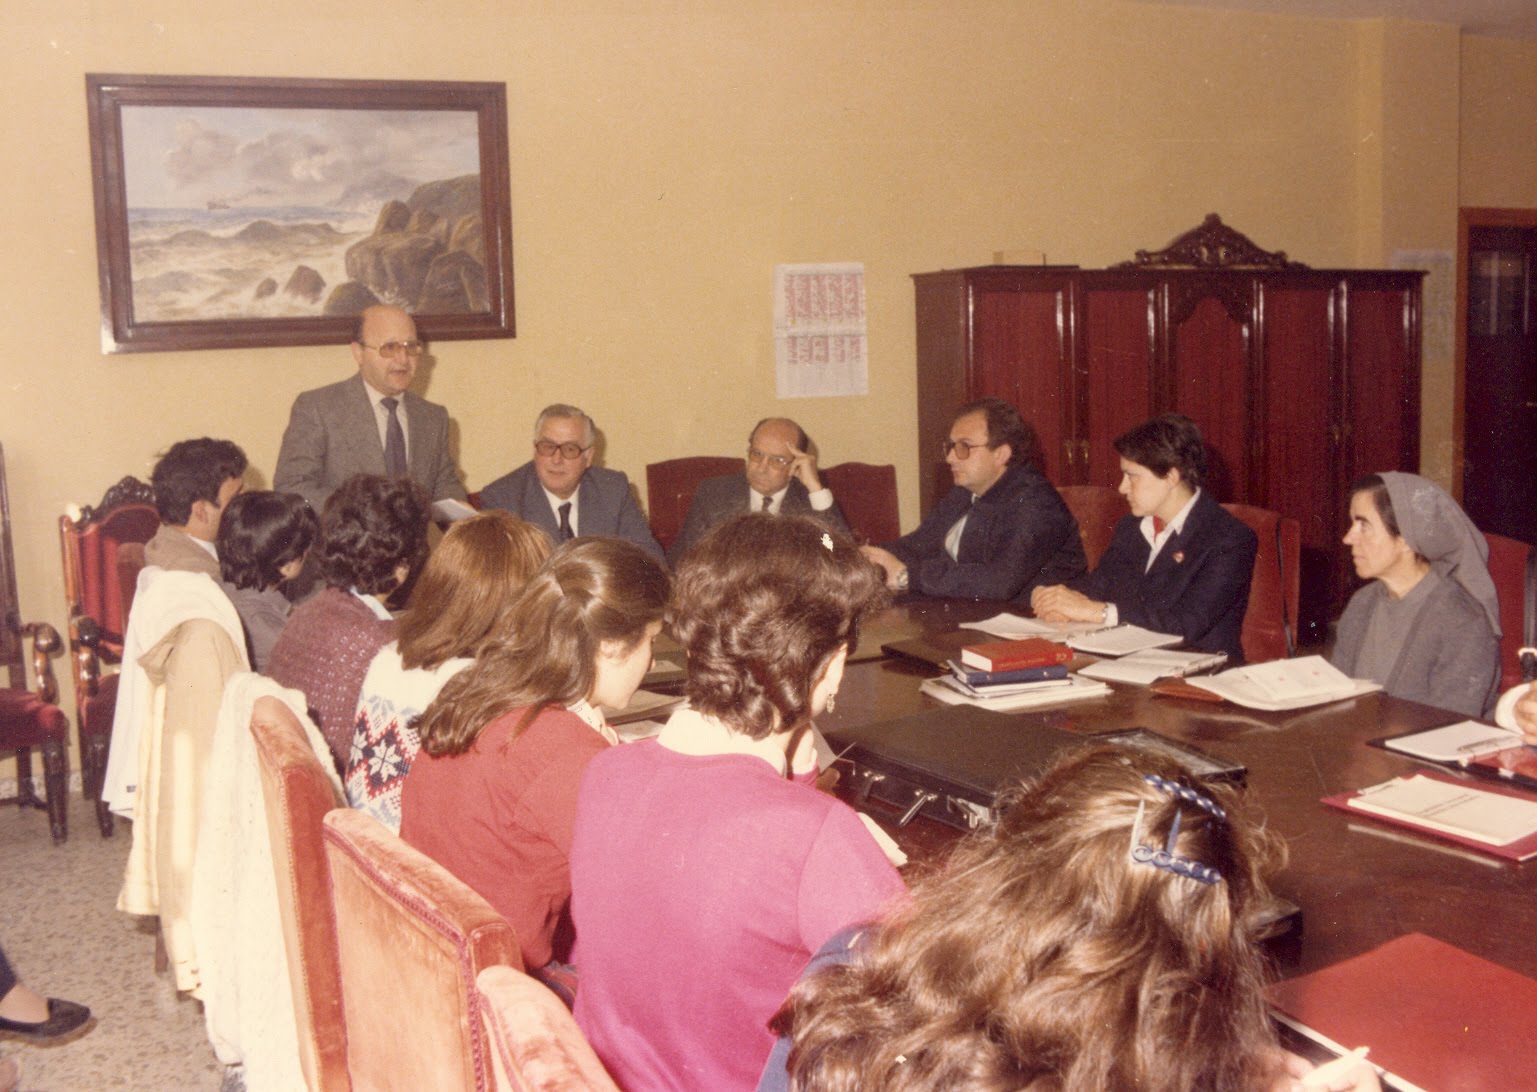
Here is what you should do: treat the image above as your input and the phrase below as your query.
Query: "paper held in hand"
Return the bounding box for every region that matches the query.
[1186,655,1379,711]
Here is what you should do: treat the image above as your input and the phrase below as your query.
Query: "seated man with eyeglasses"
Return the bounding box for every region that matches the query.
[275,304,467,510]
[479,403,663,558]
[861,398,1085,600]
[667,418,849,565]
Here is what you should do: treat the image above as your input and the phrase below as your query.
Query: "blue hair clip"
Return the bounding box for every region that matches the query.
[1143,773,1227,821]
[1128,800,1223,886]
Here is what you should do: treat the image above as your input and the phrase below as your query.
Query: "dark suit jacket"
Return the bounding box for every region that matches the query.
[479,462,663,559]
[667,475,850,566]
[1069,491,1257,661]
[885,463,1085,601]
[274,375,466,509]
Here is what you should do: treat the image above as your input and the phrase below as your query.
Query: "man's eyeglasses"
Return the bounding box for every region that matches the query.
[535,440,592,460]
[747,447,794,470]
[358,339,426,360]
[941,438,996,459]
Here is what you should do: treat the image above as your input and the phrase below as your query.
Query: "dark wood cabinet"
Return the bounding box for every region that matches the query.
[912,216,1423,636]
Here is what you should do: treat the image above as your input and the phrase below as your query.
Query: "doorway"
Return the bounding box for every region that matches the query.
[1459,208,1537,544]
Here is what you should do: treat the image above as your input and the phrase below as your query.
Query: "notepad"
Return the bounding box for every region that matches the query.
[1065,625,1182,657]
[1078,648,1227,686]
[1383,720,1525,763]
[1347,774,1537,848]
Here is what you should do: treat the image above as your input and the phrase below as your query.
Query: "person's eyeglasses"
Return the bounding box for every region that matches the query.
[535,440,592,460]
[358,339,426,359]
[941,438,995,459]
[747,447,794,469]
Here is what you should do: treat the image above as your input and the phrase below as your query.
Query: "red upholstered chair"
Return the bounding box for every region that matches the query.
[59,475,158,836]
[644,456,741,552]
[323,808,523,1092]
[1484,532,1536,691]
[250,696,350,1092]
[476,966,618,1092]
[822,462,899,545]
[1222,503,1301,664]
[0,443,71,843]
[1058,485,1125,569]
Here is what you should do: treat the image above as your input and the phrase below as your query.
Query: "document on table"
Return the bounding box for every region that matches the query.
[1384,720,1526,763]
[1348,774,1537,847]
[965,613,1103,641]
[1066,625,1182,657]
[1188,655,1378,711]
[1078,648,1227,686]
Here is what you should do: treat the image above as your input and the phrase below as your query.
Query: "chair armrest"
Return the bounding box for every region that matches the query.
[8,618,62,706]
[67,614,103,701]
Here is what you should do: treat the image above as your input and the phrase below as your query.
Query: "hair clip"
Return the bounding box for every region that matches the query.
[1128,801,1223,885]
[821,532,834,552]
[1143,774,1226,821]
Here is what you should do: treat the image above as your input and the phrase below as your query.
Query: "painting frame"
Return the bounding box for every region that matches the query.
[86,73,515,353]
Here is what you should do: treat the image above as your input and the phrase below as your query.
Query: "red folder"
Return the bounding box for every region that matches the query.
[1267,932,1537,1091]
[1321,769,1537,863]
[958,637,1072,673]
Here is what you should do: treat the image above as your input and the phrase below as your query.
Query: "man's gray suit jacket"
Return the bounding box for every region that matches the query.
[274,375,466,509]
[666,474,850,566]
[478,462,664,559]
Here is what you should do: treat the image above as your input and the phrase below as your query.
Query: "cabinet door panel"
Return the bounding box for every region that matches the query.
[973,283,1070,482]
[1344,283,1420,481]
[1080,285,1155,485]
[1169,293,1251,501]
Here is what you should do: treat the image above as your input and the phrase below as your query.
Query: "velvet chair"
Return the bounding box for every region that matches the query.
[0,443,71,843]
[251,695,350,1092]
[644,456,741,552]
[323,808,523,1092]
[1057,485,1124,569]
[476,966,618,1092]
[821,461,899,545]
[59,474,158,836]
[1484,532,1537,691]
[1222,503,1301,664]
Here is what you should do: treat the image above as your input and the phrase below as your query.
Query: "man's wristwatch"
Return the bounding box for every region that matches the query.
[895,567,910,592]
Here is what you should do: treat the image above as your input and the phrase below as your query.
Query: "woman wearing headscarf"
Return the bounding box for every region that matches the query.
[1330,472,1500,717]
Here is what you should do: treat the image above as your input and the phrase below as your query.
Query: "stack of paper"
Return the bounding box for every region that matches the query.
[965,613,1103,641]
[1066,625,1182,657]
[921,673,1110,711]
[1078,648,1227,686]
[1187,655,1378,711]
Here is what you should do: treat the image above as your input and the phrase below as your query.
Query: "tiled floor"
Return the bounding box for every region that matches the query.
[0,801,224,1091]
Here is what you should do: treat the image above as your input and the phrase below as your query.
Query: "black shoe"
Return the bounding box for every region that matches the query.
[0,998,92,1041]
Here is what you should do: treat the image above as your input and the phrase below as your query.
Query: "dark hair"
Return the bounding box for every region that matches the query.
[217,492,319,591]
[956,398,1040,471]
[1114,413,1207,490]
[415,537,670,756]
[1349,473,1400,537]
[749,417,810,453]
[316,474,431,595]
[673,513,889,741]
[151,438,248,525]
[776,746,1285,1091]
[395,512,552,671]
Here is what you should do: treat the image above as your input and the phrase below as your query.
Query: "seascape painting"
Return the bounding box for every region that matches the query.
[122,105,486,321]
[87,75,515,353]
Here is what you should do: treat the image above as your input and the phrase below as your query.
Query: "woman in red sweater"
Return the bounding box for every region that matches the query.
[399,537,669,991]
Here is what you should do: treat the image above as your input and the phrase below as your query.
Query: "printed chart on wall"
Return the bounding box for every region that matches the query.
[773,262,867,398]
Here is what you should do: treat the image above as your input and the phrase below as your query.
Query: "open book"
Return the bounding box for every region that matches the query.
[1186,655,1378,711]
[1065,625,1182,657]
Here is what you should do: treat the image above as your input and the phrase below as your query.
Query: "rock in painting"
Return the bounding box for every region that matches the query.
[283,265,325,302]
[323,281,381,315]
[418,250,488,313]
[254,278,277,299]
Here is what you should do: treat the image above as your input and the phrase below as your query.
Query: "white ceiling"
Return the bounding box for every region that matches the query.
[1141,0,1537,38]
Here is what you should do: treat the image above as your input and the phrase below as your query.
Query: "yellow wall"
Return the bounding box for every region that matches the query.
[0,0,1518,780]
[1460,34,1537,207]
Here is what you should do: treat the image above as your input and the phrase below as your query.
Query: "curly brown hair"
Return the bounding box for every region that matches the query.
[671,513,889,741]
[316,474,431,595]
[774,745,1287,1092]
[415,536,670,757]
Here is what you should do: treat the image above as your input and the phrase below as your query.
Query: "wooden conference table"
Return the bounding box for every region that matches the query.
[813,597,1537,982]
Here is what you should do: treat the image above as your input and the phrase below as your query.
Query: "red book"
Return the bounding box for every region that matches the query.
[959,637,1073,673]
[1267,932,1537,1091]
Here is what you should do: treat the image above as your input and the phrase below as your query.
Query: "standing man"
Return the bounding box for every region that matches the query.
[667,417,849,565]
[480,404,663,559]
[862,398,1085,600]
[274,304,467,510]
[144,437,248,578]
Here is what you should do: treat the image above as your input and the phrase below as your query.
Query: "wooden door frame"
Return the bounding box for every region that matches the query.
[1455,206,1537,501]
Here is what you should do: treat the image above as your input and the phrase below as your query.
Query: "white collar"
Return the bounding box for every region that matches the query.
[656,707,814,775]
[350,588,393,620]
[753,482,792,511]
[1140,488,1200,546]
[567,697,617,746]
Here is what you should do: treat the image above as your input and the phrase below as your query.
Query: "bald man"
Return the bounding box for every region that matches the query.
[667,417,849,565]
[274,304,467,509]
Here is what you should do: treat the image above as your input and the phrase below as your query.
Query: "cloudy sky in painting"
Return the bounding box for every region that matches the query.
[121,105,481,211]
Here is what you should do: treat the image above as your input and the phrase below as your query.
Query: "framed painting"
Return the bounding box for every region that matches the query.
[85,73,515,353]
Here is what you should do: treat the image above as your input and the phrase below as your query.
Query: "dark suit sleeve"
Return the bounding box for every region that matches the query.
[418,404,467,502]
[612,479,665,560]
[812,496,851,537]
[274,392,330,511]
[667,479,727,567]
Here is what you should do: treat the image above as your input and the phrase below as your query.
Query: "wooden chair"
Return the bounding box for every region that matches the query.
[1222,503,1301,664]
[644,456,740,552]
[477,966,618,1092]
[59,475,158,836]
[1057,485,1125,569]
[251,696,350,1092]
[323,808,522,1091]
[821,462,899,545]
[0,443,71,843]
[1484,532,1536,691]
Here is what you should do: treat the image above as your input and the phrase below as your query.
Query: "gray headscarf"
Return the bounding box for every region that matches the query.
[1379,471,1501,637]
